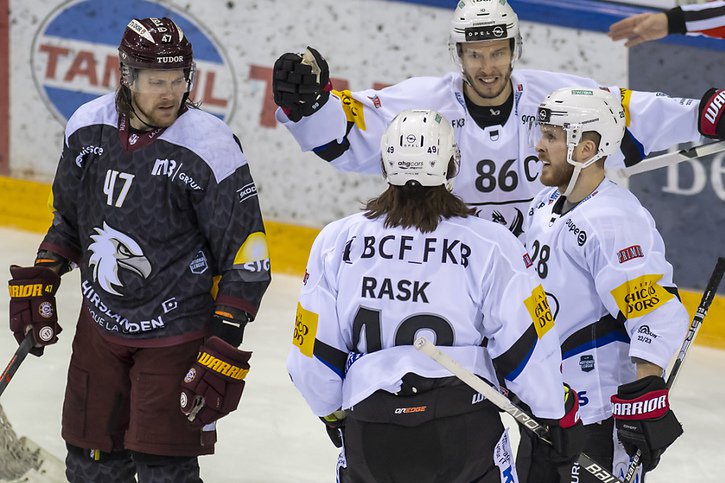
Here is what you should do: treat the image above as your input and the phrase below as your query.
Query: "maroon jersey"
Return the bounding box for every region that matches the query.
[41,93,271,346]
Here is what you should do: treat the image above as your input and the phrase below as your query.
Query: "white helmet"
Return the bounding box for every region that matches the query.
[449,0,522,67]
[537,87,626,195]
[381,109,460,188]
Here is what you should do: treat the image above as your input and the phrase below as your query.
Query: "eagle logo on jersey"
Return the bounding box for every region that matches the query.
[87,222,152,296]
[491,209,524,238]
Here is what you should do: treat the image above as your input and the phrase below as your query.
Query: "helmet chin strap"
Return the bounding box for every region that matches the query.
[125,87,163,131]
[130,104,162,131]
[561,144,602,198]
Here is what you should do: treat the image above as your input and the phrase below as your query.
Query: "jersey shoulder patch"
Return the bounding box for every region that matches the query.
[161,109,247,183]
[65,93,118,142]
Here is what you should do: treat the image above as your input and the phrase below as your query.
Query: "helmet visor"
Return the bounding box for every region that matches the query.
[125,66,193,95]
[529,122,568,152]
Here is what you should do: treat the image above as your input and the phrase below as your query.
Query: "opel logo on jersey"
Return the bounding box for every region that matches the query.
[32,0,237,124]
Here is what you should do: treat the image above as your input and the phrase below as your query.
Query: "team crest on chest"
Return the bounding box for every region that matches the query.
[87,222,152,296]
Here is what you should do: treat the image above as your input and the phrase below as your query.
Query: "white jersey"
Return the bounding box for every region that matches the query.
[286,213,566,421]
[524,180,689,425]
[277,69,702,236]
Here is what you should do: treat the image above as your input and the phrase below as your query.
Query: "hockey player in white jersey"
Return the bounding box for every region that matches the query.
[520,88,689,483]
[272,0,724,238]
[287,110,584,483]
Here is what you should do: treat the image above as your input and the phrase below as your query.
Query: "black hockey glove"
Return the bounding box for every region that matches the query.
[320,411,346,448]
[210,306,251,348]
[541,384,585,465]
[611,375,683,472]
[273,46,331,122]
[698,88,725,139]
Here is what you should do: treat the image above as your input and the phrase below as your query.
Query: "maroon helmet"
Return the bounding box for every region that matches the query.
[119,17,193,71]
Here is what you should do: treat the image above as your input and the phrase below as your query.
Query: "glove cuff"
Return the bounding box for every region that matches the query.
[209,307,250,347]
[559,385,580,429]
[617,375,666,396]
[9,265,61,297]
[666,7,687,35]
[612,376,670,420]
[699,88,725,139]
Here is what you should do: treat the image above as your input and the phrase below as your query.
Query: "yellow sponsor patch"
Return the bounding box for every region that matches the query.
[293,302,318,357]
[333,89,366,131]
[619,88,632,127]
[611,274,674,319]
[524,284,554,338]
[234,232,270,266]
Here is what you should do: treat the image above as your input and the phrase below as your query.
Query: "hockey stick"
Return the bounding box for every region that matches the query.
[622,256,725,483]
[0,332,34,398]
[414,337,625,483]
[614,140,725,178]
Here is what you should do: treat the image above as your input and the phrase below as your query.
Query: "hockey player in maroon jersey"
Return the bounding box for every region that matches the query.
[287,109,584,482]
[7,17,270,482]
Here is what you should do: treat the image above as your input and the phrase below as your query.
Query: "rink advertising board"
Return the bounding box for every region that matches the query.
[31,0,237,124]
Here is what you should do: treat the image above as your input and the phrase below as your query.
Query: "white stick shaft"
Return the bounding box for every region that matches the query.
[414,338,512,410]
[414,337,625,483]
[615,140,725,178]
